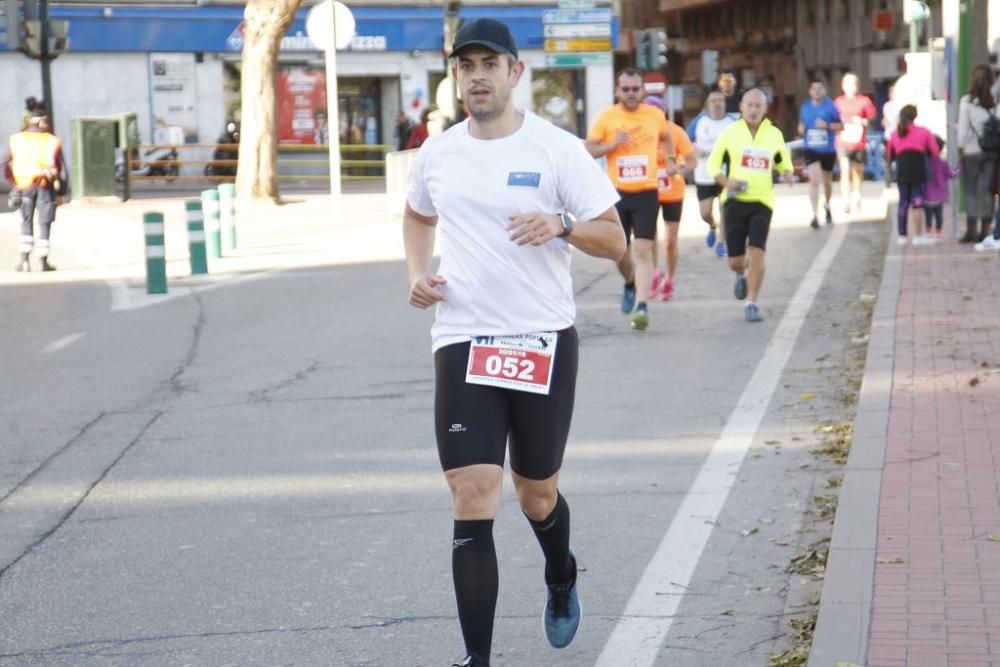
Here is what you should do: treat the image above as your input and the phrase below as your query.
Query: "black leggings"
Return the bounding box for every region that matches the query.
[924,204,943,231]
[434,328,579,480]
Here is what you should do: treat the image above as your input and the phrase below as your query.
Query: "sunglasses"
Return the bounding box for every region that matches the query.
[618,86,643,93]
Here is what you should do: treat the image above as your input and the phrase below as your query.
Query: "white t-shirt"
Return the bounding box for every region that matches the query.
[407,110,619,352]
[694,115,736,185]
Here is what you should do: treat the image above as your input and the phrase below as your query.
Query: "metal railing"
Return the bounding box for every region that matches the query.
[121,142,394,185]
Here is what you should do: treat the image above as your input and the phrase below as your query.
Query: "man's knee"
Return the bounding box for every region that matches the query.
[515,477,559,521]
[447,465,503,517]
[633,238,653,259]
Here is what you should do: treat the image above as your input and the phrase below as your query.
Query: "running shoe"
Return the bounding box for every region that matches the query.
[544,555,582,648]
[715,242,728,258]
[825,205,833,225]
[649,270,663,300]
[734,274,748,300]
[631,304,649,331]
[452,655,488,667]
[706,227,717,248]
[744,302,763,322]
[974,236,1000,252]
[810,217,819,229]
[912,235,936,246]
[896,236,908,246]
[621,284,636,314]
[660,277,675,301]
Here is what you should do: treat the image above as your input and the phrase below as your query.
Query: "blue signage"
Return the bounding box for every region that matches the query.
[6,4,617,53]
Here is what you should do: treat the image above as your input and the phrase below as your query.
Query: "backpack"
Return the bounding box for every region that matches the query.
[975,106,1000,154]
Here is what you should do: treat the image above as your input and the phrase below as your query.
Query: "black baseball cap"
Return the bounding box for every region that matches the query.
[452,18,518,59]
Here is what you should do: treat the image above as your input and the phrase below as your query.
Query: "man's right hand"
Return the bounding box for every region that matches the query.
[409,273,447,309]
[612,130,631,149]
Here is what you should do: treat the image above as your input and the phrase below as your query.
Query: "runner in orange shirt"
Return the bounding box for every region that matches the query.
[644,96,695,301]
[586,68,676,331]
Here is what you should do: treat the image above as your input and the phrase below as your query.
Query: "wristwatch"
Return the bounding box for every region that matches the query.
[557,212,575,239]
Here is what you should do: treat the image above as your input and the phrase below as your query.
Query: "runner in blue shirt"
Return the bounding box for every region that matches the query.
[798,78,842,228]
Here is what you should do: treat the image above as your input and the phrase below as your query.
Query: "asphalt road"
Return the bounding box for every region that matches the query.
[0,194,887,666]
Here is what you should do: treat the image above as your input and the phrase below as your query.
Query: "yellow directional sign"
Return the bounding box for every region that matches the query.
[543,38,612,53]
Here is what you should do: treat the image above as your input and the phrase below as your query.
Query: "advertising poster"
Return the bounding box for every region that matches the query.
[277,67,328,145]
[149,53,198,141]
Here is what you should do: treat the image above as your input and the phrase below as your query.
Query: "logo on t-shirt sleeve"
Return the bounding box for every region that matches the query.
[507,172,541,188]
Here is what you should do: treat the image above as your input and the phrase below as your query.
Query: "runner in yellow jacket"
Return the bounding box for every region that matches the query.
[706,89,794,323]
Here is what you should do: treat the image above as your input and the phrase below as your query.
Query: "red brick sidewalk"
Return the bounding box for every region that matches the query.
[868,238,1000,667]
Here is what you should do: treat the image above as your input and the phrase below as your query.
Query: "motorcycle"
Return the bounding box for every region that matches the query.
[116,144,179,183]
[204,121,240,177]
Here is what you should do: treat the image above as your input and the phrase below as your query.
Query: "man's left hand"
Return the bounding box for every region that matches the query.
[508,212,562,246]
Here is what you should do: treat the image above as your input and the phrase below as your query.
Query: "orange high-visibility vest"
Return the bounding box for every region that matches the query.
[9,131,60,189]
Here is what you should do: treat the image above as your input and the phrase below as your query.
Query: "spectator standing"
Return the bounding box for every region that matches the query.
[957,64,998,242]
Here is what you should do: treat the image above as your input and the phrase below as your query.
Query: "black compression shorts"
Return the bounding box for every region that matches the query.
[696,184,722,201]
[724,200,772,256]
[660,201,683,223]
[433,327,579,480]
[803,150,836,172]
[615,189,659,241]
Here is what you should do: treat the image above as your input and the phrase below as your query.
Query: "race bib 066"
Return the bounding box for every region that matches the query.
[466,332,558,395]
[740,148,772,172]
[617,156,648,182]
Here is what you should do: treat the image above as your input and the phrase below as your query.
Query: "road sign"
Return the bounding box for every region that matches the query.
[544,37,612,53]
[543,22,612,39]
[544,53,612,68]
[542,8,613,24]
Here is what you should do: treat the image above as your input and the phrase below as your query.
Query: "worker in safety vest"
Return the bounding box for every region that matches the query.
[3,111,69,272]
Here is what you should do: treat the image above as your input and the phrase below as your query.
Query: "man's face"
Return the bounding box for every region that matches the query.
[616,74,644,110]
[842,74,858,97]
[706,92,726,119]
[809,81,826,101]
[740,91,767,124]
[718,72,736,95]
[454,47,523,123]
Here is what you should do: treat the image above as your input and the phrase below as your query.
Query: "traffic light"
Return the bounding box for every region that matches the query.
[651,29,667,68]
[635,29,651,70]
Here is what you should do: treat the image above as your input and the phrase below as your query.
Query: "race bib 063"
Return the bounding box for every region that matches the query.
[740,148,771,172]
[466,332,558,395]
[617,156,648,182]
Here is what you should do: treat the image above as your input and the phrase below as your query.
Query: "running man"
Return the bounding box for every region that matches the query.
[585,68,677,330]
[644,95,694,301]
[798,78,842,228]
[834,72,877,213]
[706,89,794,323]
[693,90,736,256]
[403,18,625,667]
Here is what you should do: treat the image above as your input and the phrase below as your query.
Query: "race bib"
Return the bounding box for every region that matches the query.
[806,129,829,148]
[656,167,672,192]
[466,332,558,395]
[841,123,864,145]
[740,148,771,172]
[617,156,648,182]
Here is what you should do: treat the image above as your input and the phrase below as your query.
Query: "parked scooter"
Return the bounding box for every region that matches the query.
[116,144,180,183]
[204,121,240,177]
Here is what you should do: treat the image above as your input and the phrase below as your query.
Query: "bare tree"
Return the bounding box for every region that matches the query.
[236,0,306,202]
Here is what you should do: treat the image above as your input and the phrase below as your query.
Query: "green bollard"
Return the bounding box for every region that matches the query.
[144,212,167,294]
[218,183,237,255]
[185,199,208,275]
[200,189,221,259]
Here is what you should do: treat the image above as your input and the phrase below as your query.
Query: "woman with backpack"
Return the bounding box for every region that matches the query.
[958,64,999,242]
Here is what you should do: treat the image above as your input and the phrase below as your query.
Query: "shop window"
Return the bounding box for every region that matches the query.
[532,69,585,137]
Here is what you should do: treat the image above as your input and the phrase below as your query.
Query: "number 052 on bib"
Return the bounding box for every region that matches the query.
[465,333,558,395]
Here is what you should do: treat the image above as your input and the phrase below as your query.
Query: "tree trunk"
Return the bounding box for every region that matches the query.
[237,0,305,203]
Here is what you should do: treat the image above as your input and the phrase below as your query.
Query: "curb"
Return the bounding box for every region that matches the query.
[808,208,901,666]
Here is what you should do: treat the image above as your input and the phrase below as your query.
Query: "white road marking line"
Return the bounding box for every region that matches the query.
[594,223,848,667]
[42,333,85,354]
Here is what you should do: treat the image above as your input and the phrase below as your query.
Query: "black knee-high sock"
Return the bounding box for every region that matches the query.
[452,520,497,663]
[526,493,574,584]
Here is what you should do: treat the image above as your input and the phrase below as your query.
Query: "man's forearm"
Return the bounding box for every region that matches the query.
[567,214,626,261]
[403,214,436,281]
